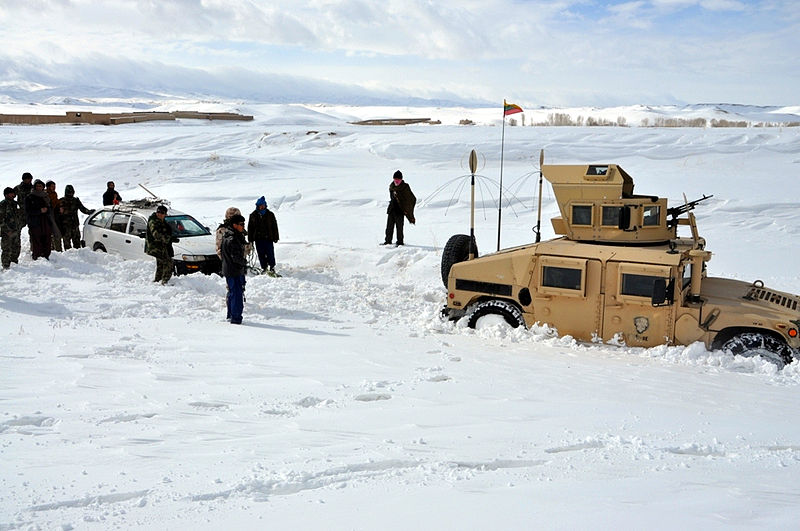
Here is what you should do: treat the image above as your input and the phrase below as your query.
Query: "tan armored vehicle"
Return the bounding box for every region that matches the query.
[442,162,800,367]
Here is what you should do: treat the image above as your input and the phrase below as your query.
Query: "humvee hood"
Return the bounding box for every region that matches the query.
[701,277,800,318]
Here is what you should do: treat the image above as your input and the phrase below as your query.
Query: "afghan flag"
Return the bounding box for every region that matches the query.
[503,100,523,116]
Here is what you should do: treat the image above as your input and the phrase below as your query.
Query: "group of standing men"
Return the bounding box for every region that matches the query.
[1,172,95,269]
[211,197,280,324]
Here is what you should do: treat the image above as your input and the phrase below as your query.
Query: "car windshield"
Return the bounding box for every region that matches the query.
[165,215,210,237]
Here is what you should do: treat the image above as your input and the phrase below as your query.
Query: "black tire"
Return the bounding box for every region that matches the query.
[466,299,526,329]
[441,234,478,288]
[720,332,795,368]
[92,242,106,252]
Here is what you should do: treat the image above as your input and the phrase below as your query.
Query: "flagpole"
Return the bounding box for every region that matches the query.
[497,106,506,252]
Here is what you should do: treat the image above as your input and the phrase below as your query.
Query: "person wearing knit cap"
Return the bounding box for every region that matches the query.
[381,170,416,247]
[247,196,280,275]
[59,184,95,250]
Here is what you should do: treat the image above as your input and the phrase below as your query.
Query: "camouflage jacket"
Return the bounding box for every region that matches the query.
[0,198,24,234]
[14,181,32,206]
[59,195,93,226]
[145,213,175,259]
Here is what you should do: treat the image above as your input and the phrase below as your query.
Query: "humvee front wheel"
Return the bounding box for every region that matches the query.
[441,234,478,288]
[720,332,795,368]
[466,300,526,330]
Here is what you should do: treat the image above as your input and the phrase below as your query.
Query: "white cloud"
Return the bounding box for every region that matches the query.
[0,0,797,106]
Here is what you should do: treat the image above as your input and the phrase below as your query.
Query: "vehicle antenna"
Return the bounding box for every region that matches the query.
[535,149,544,243]
[138,183,158,199]
[469,149,478,259]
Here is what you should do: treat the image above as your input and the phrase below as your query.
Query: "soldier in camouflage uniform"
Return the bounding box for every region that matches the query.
[145,205,178,284]
[0,187,24,269]
[45,180,63,252]
[14,172,33,228]
[59,185,95,250]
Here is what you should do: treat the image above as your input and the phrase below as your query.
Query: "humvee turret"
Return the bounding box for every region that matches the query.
[442,163,800,367]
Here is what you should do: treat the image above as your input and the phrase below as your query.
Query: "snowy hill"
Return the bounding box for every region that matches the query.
[1,101,800,529]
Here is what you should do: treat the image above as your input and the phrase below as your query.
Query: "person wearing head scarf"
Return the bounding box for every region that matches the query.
[216,206,242,258]
[24,179,53,260]
[246,196,280,276]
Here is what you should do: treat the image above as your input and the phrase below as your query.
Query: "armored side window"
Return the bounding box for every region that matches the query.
[642,205,660,226]
[109,213,130,233]
[602,206,622,226]
[621,273,664,298]
[571,205,592,226]
[542,266,582,290]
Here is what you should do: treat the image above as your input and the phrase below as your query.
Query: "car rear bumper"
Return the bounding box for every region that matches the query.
[174,256,222,276]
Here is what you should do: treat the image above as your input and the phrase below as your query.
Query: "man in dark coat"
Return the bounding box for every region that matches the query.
[0,187,24,269]
[59,185,95,250]
[382,170,416,246]
[103,181,122,206]
[247,196,280,275]
[25,179,52,260]
[14,172,33,228]
[221,214,248,324]
[145,205,178,284]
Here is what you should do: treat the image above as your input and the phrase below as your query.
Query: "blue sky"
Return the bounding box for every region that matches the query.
[0,0,797,106]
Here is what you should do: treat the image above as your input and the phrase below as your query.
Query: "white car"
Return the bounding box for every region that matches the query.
[82,200,221,275]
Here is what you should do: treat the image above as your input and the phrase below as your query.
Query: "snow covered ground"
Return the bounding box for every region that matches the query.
[1,103,800,529]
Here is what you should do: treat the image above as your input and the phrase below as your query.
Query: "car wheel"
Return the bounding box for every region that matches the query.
[720,332,795,368]
[92,242,107,252]
[466,299,526,330]
[441,234,478,288]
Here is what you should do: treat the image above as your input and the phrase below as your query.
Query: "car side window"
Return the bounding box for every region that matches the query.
[109,213,130,233]
[128,215,147,237]
[88,210,113,228]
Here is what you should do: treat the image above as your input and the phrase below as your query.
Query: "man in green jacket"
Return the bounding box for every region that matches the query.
[145,205,178,284]
[0,187,24,269]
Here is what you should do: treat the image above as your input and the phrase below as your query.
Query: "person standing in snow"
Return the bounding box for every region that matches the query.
[0,187,24,269]
[247,196,280,276]
[381,170,416,247]
[145,205,178,285]
[14,172,34,228]
[25,179,53,261]
[103,181,122,206]
[216,206,242,258]
[221,214,248,324]
[45,180,63,252]
[59,185,95,250]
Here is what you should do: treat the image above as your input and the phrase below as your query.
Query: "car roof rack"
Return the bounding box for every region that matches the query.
[113,198,171,211]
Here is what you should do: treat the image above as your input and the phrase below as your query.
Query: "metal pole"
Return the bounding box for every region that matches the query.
[535,149,544,243]
[469,149,477,259]
[497,113,506,252]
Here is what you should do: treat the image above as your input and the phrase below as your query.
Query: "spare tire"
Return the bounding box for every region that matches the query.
[441,234,478,288]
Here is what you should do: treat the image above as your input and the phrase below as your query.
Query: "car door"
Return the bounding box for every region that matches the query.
[126,215,148,259]
[530,256,604,342]
[602,262,676,347]
[102,212,132,258]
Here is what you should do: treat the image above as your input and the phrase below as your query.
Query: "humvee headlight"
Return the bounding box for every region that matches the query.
[789,328,798,338]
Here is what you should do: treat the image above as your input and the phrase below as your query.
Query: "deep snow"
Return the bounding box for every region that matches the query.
[1,102,800,530]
